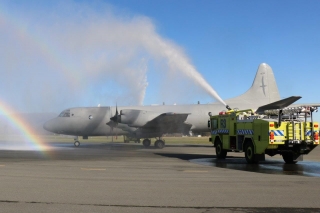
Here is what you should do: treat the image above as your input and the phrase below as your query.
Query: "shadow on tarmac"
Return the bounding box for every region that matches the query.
[157,153,320,177]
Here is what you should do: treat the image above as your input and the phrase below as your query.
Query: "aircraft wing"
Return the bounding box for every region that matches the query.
[140,112,191,133]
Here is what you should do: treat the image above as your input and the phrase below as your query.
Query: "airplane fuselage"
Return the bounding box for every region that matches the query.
[44,104,221,137]
[43,99,266,138]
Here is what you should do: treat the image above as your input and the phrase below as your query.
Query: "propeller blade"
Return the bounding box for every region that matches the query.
[116,103,118,116]
[110,104,120,123]
[107,105,120,140]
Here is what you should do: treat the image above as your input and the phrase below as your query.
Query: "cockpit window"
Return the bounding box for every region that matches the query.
[59,109,70,117]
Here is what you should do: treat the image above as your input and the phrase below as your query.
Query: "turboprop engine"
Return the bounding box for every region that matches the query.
[116,109,162,127]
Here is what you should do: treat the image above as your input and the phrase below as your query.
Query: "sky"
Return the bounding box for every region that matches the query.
[0,0,320,114]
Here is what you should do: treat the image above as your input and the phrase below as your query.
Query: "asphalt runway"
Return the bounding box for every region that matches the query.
[1,141,320,213]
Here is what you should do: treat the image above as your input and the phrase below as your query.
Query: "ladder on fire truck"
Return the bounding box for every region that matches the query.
[287,121,302,142]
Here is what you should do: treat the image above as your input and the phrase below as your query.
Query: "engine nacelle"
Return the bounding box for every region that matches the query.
[119,109,162,127]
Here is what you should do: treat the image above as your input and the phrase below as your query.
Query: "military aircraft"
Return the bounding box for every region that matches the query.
[43,63,283,148]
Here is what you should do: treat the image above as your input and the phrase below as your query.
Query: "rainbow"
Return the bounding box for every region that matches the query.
[0,5,56,151]
[0,101,49,151]
[0,4,81,151]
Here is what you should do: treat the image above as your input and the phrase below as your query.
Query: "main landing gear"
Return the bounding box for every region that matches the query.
[142,139,151,148]
[142,138,165,149]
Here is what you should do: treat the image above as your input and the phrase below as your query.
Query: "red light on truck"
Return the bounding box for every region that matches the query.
[270,124,274,127]
[314,124,318,128]
[270,131,274,140]
[314,132,319,141]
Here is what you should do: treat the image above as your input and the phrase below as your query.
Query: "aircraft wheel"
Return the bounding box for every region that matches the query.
[142,139,151,148]
[215,141,227,159]
[74,141,80,147]
[155,140,165,149]
[245,142,257,164]
[282,153,298,164]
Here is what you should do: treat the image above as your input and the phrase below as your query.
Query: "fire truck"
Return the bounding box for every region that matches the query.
[208,100,319,164]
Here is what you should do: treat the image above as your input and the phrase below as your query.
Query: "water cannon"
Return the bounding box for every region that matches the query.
[226,105,231,110]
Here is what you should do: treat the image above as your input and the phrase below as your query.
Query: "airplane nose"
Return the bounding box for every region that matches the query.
[43,120,54,132]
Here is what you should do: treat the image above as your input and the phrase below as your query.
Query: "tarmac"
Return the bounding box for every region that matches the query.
[1,141,320,213]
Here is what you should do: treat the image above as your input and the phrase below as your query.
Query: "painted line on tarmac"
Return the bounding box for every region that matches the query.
[0,200,319,211]
[183,170,208,173]
[0,165,5,167]
[81,168,106,171]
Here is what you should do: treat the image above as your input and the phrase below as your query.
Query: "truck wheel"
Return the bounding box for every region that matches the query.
[245,143,257,164]
[282,153,298,164]
[215,142,227,159]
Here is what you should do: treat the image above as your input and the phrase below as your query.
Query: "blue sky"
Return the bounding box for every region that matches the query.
[118,1,320,92]
[104,0,320,100]
[0,0,320,113]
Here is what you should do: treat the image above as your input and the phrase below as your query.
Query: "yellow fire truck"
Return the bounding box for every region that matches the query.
[208,100,319,164]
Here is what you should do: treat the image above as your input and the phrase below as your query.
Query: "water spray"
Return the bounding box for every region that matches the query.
[148,35,228,106]
[1,1,229,110]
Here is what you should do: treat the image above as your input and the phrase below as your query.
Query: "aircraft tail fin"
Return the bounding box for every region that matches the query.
[227,63,281,107]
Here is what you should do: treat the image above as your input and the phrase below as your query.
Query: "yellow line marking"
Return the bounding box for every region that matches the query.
[81,168,106,171]
[183,170,208,173]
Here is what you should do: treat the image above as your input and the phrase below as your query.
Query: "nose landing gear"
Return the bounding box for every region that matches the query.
[74,141,80,147]
[74,136,80,147]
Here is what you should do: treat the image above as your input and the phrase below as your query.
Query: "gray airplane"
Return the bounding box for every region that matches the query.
[43,63,282,148]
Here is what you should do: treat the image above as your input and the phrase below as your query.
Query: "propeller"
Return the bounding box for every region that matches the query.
[106,104,120,141]
[110,104,120,123]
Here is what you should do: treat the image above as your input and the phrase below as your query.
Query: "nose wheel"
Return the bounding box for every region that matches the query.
[74,141,80,147]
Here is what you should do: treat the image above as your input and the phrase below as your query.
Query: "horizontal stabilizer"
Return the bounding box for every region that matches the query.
[255,96,301,114]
